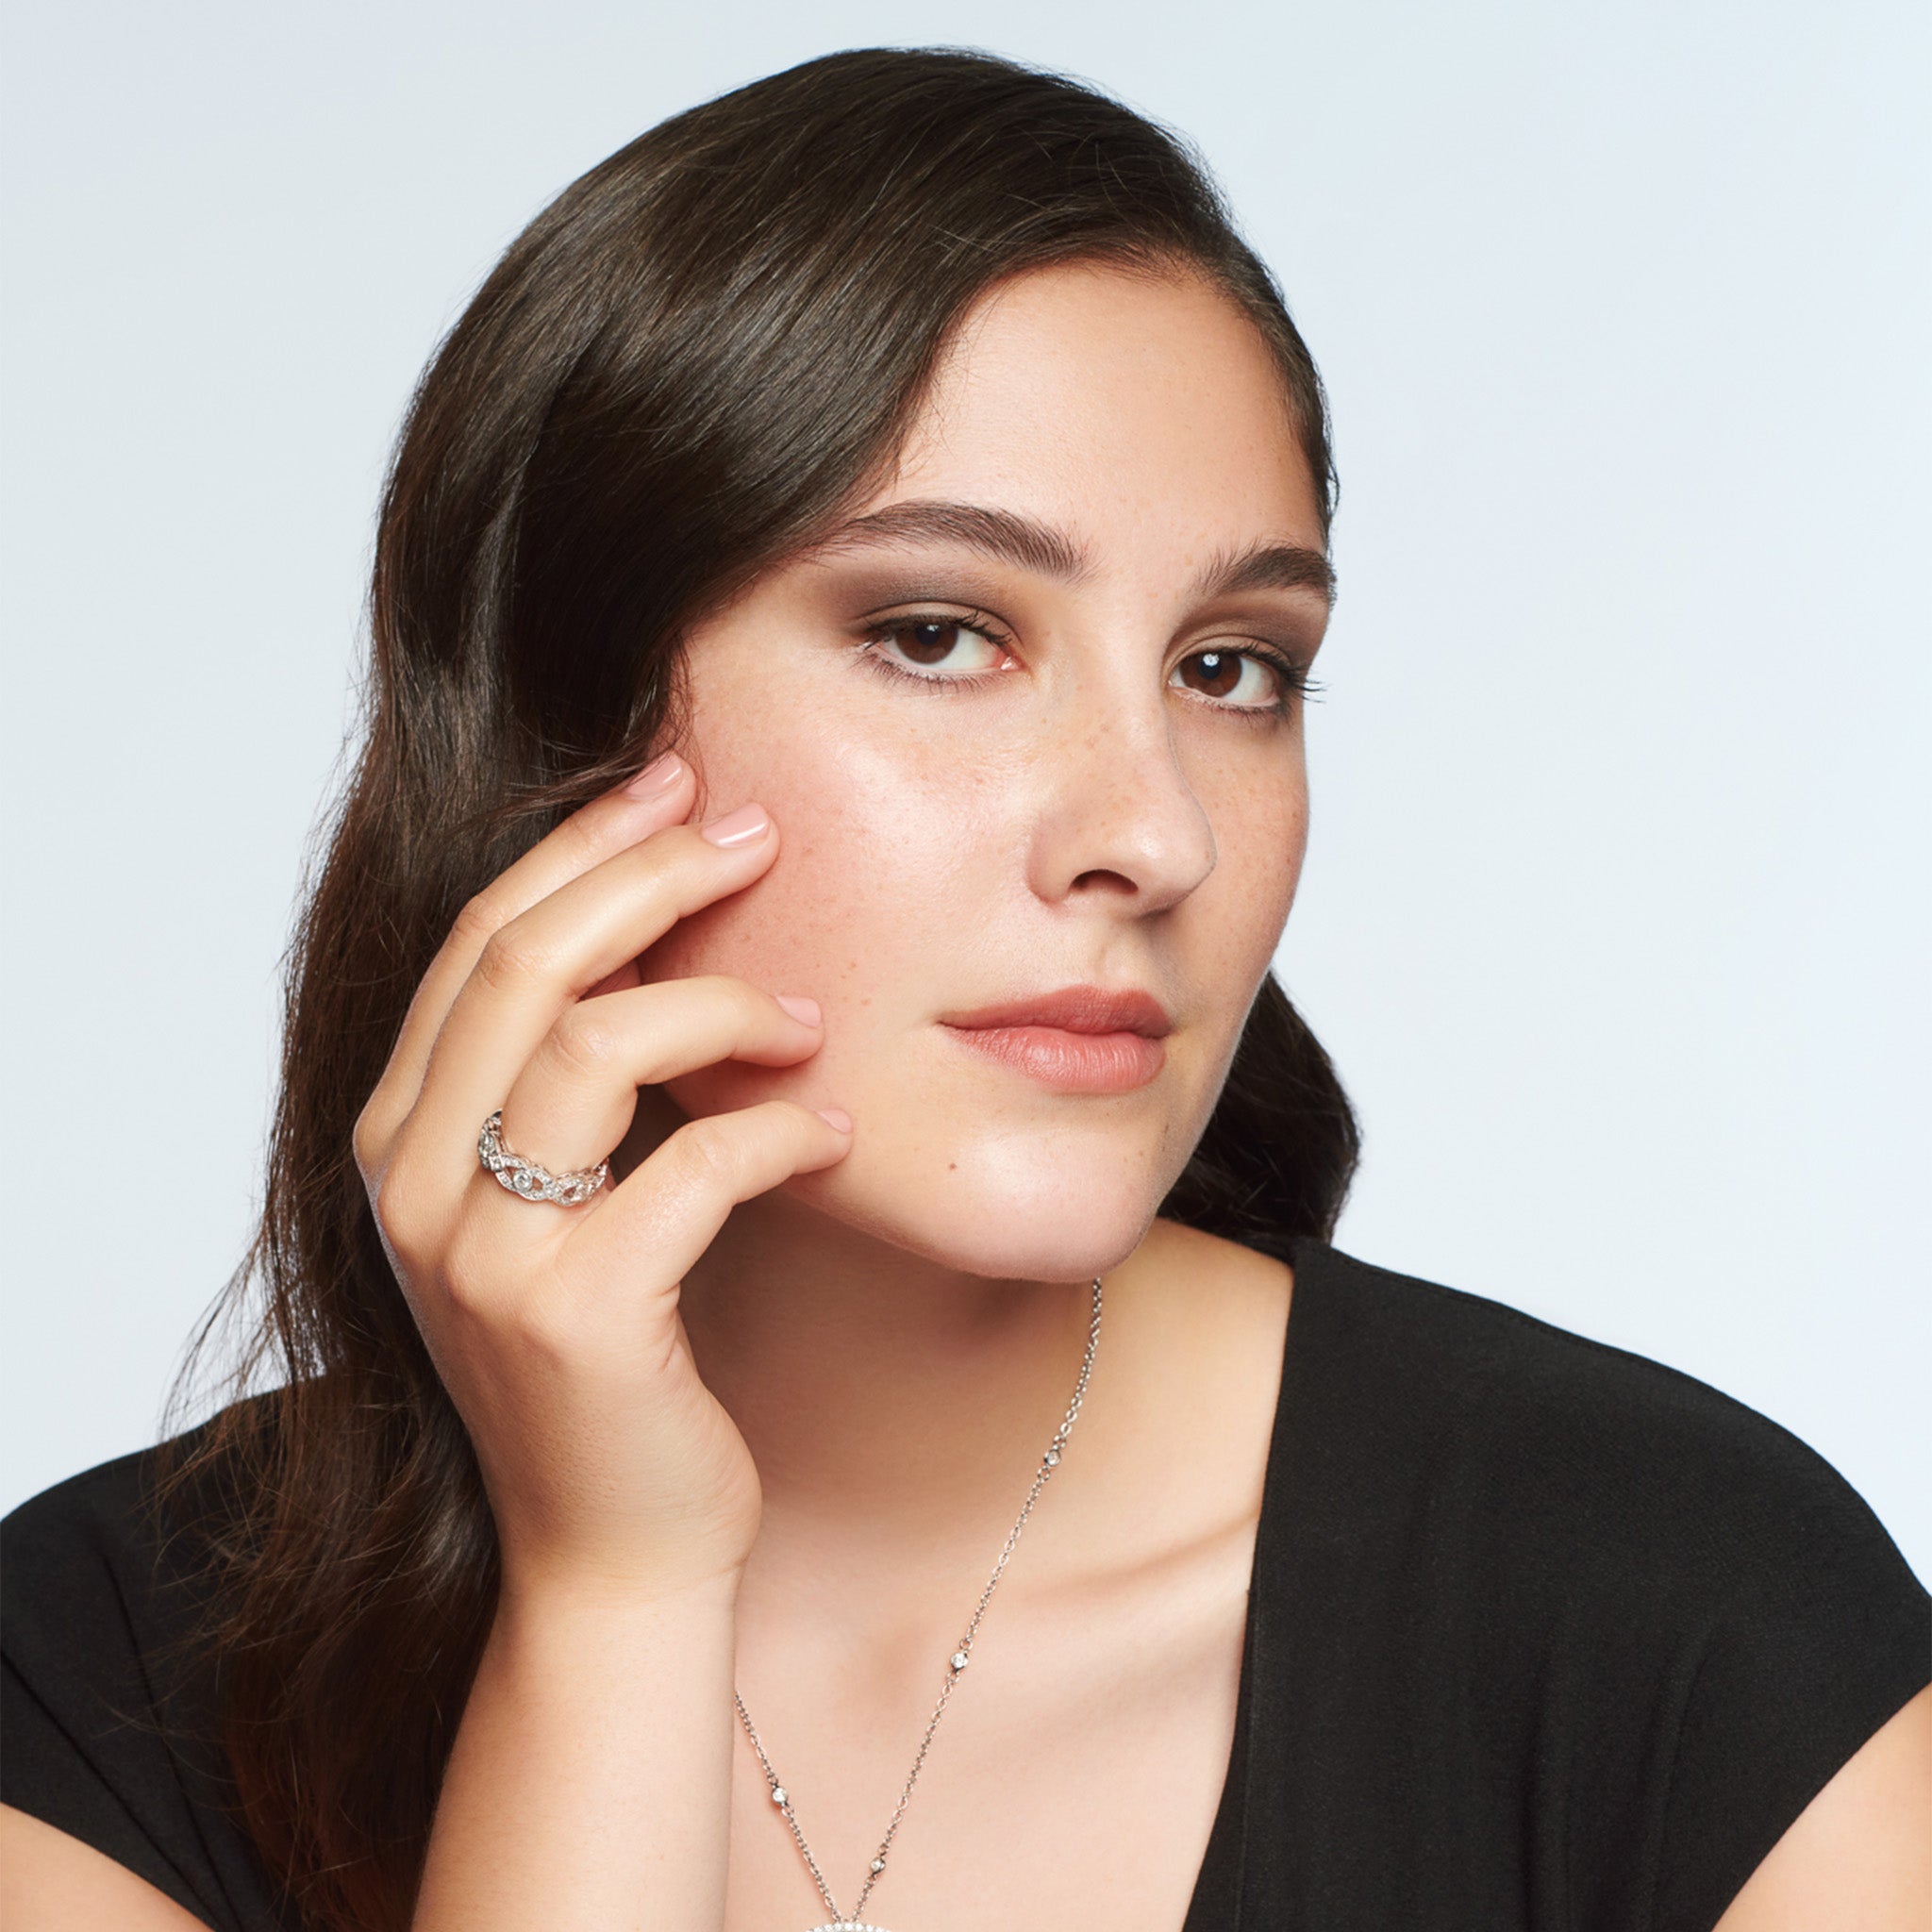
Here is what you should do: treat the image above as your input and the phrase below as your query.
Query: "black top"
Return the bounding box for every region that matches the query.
[6,1239,1927,1930]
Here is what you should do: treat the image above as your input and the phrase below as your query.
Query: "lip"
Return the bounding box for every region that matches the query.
[938,984,1172,1094]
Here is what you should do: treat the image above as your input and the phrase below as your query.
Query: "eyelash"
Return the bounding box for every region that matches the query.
[857,611,1323,717]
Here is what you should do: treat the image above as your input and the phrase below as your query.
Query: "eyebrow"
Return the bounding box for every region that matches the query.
[809,498,1336,607]
[1199,539,1338,607]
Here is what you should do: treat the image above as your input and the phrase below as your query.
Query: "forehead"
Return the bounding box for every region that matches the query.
[878,260,1323,550]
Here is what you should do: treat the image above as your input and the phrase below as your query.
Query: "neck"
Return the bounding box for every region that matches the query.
[679,1191,1103,1562]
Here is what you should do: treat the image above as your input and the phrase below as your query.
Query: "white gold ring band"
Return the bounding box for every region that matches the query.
[476,1109,609,1208]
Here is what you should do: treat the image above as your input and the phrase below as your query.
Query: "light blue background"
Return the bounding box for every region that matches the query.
[4,0,1926,1576]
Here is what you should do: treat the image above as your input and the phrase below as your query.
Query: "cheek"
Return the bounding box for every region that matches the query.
[1193,758,1308,979]
[636,709,1008,1111]
[641,816,892,1011]
[1253,786,1309,929]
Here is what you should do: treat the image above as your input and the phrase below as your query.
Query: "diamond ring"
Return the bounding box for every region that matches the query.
[476,1109,609,1208]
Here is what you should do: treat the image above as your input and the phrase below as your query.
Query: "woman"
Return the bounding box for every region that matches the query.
[2,46,1925,1932]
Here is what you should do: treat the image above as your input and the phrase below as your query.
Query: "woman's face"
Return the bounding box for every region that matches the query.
[639,261,1332,1282]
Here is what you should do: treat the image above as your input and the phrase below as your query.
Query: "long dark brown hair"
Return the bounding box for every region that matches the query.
[170,47,1358,1929]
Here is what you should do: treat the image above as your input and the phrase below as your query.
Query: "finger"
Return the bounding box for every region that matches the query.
[492,977,824,1176]
[399,808,780,1194]
[565,1099,854,1289]
[357,753,697,1174]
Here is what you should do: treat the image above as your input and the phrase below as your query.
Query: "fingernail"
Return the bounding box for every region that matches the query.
[815,1107,853,1133]
[625,751,684,797]
[700,803,772,848]
[775,994,822,1026]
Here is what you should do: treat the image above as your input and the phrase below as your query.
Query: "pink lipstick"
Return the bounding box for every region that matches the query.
[938,985,1172,1094]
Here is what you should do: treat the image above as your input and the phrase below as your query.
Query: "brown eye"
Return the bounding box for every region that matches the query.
[1180,649,1240,697]
[898,621,969,664]
[864,615,1009,683]
[1173,648,1276,707]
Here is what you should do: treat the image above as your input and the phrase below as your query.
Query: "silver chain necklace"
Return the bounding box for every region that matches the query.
[734,1276,1104,1932]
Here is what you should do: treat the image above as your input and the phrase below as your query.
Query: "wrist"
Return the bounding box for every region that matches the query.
[494,1558,744,1630]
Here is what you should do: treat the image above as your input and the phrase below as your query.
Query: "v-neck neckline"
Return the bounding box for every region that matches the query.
[1177,1232,1323,1931]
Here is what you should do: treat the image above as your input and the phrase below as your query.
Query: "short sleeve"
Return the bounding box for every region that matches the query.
[2,1447,291,1932]
[1248,1240,1932,1932]
[1645,1434,1930,1932]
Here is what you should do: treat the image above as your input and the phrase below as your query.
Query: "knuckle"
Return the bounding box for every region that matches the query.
[549,811,609,871]
[439,1219,501,1317]
[549,1006,621,1076]
[351,1101,387,1184]
[473,924,549,996]
[371,1161,424,1257]
[671,1117,741,1192]
[449,891,508,951]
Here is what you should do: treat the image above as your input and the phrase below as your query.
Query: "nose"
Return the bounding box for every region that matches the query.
[1023,681,1218,915]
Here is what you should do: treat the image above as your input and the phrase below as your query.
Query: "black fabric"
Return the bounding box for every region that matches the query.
[2,1423,296,1929]
[6,1238,1926,1930]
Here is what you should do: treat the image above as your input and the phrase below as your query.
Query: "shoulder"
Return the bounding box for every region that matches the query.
[1280,1235,1926,1625]
[4,1439,187,1689]
[3,1415,233,1765]
[6,1437,174,1589]
[1254,1240,1927,1929]
[3,1410,240,1658]
[3,1409,287,1932]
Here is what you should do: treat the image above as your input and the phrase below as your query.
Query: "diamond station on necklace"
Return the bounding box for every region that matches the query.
[738,1277,1105,1932]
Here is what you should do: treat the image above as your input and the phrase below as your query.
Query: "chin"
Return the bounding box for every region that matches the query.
[780,1125,1179,1284]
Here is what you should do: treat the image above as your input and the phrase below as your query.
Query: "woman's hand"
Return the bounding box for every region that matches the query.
[352,751,849,1606]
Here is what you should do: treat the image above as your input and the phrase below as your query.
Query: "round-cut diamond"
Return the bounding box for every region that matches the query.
[771,1785,787,1806]
[949,1650,969,1672]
